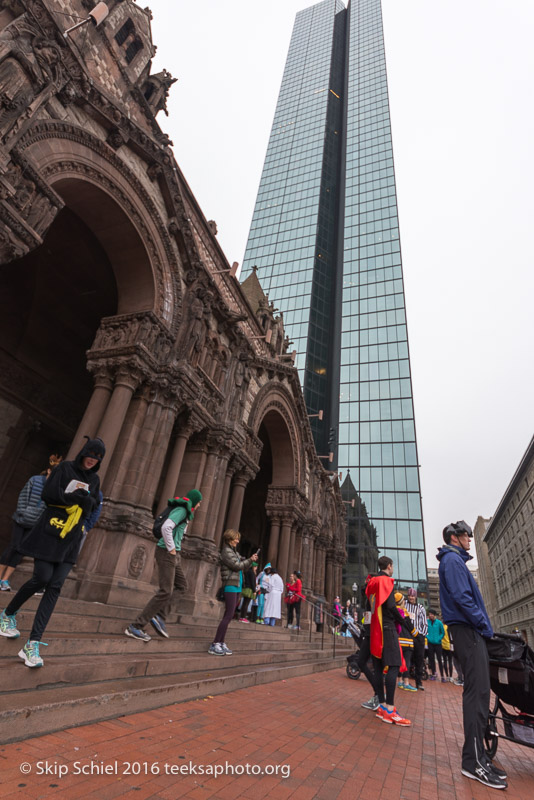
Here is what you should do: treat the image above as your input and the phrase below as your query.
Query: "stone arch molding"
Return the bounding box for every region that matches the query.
[247,383,303,489]
[17,120,182,334]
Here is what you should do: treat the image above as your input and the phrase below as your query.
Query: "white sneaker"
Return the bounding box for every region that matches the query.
[19,639,48,667]
[208,643,225,656]
[0,610,20,638]
[220,643,233,655]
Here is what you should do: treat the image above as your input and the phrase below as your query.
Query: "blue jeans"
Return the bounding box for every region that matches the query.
[264,617,276,626]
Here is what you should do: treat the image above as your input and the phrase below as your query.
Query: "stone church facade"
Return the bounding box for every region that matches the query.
[0,0,346,616]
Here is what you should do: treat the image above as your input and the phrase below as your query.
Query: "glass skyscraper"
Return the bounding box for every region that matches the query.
[242,0,427,595]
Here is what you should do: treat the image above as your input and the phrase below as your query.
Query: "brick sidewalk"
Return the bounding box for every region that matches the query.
[1,669,533,800]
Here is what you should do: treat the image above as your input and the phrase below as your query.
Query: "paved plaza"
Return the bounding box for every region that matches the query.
[2,668,533,800]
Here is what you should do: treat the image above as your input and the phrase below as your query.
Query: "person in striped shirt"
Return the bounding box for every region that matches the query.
[405,587,427,690]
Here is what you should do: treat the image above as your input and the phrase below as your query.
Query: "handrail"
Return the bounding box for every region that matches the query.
[288,594,357,659]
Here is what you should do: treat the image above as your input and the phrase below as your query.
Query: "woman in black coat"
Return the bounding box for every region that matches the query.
[0,437,105,667]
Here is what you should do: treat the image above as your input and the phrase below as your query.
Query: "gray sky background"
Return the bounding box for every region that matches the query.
[145,0,534,567]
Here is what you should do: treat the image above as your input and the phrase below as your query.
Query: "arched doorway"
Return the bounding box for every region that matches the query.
[239,405,297,570]
[0,176,154,549]
[239,422,273,557]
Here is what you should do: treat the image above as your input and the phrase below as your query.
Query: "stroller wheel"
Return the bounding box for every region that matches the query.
[346,663,361,680]
[484,699,499,759]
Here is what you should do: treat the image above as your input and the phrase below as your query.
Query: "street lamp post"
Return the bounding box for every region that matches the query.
[352,582,358,622]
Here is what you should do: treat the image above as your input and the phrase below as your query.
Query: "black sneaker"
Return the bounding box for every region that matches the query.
[461,765,507,790]
[150,615,169,638]
[485,761,507,780]
[416,684,425,691]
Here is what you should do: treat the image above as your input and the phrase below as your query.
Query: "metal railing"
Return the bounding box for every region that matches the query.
[284,594,358,659]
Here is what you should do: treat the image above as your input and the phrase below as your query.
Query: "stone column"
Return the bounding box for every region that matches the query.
[287,525,296,576]
[138,393,178,509]
[214,464,234,547]
[190,436,229,541]
[174,431,208,498]
[67,366,113,460]
[315,547,326,596]
[225,470,250,531]
[325,557,334,603]
[104,384,151,499]
[277,516,293,581]
[267,514,281,565]
[157,416,199,513]
[96,367,140,483]
[300,534,312,592]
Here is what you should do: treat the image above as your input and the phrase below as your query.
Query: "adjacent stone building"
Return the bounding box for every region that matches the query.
[0,0,346,616]
[426,568,441,615]
[472,515,498,630]
[484,435,534,644]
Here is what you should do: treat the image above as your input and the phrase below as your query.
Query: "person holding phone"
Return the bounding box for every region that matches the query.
[0,437,104,667]
[209,529,259,655]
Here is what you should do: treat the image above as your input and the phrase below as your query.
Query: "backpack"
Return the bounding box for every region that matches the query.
[152,506,172,540]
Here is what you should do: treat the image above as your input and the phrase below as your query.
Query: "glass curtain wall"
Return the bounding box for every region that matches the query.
[339,0,425,592]
[242,0,345,453]
[241,0,427,595]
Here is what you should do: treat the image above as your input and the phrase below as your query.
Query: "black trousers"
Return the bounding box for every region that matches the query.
[400,646,413,678]
[5,559,72,641]
[428,641,444,676]
[287,600,301,627]
[0,521,28,568]
[357,634,377,691]
[372,656,399,705]
[449,624,490,772]
[442,649,453,677]
[412,633,425,685]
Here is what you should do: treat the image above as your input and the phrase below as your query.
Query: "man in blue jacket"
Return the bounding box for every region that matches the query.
[438,520,506,791]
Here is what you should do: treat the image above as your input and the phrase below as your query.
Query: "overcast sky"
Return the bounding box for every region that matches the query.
[146,0,534,567]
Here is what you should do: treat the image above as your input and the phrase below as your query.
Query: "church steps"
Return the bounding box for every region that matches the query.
[0,597,351,744]
[0,645,335,691]
[0,655,347,745]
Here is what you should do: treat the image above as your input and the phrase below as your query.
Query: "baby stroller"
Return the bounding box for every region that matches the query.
[344,615,364,680]
[484,632,534,757]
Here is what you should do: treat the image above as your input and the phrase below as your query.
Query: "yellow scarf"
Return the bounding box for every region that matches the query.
[48,505,83,539]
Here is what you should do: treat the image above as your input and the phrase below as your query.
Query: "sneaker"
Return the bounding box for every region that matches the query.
[239,618,250,623]
[361,695,379,711]
[125,624,151,642]
[0,610,20,638]
[18,639,47,667]
[208,643,225,656]
[149,615,169,638]
[388,708,411,726]
[416,684,425,691]
[441,677,448,683]
[376,705,394,724]
[398,681,406,690]
[404,684,418,692]
[0,580,11,591]
[430,675,437,681]
[461,765,507,789]
[453,678,464,686]
[220,643,233,655]
[484,760,507,780]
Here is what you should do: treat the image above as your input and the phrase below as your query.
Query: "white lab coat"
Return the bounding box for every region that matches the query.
[263,573,284,619]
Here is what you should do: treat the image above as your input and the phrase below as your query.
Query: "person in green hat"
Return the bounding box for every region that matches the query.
[125,490,202,641]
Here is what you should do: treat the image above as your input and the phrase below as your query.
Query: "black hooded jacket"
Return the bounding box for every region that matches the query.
[18,440,103,564]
